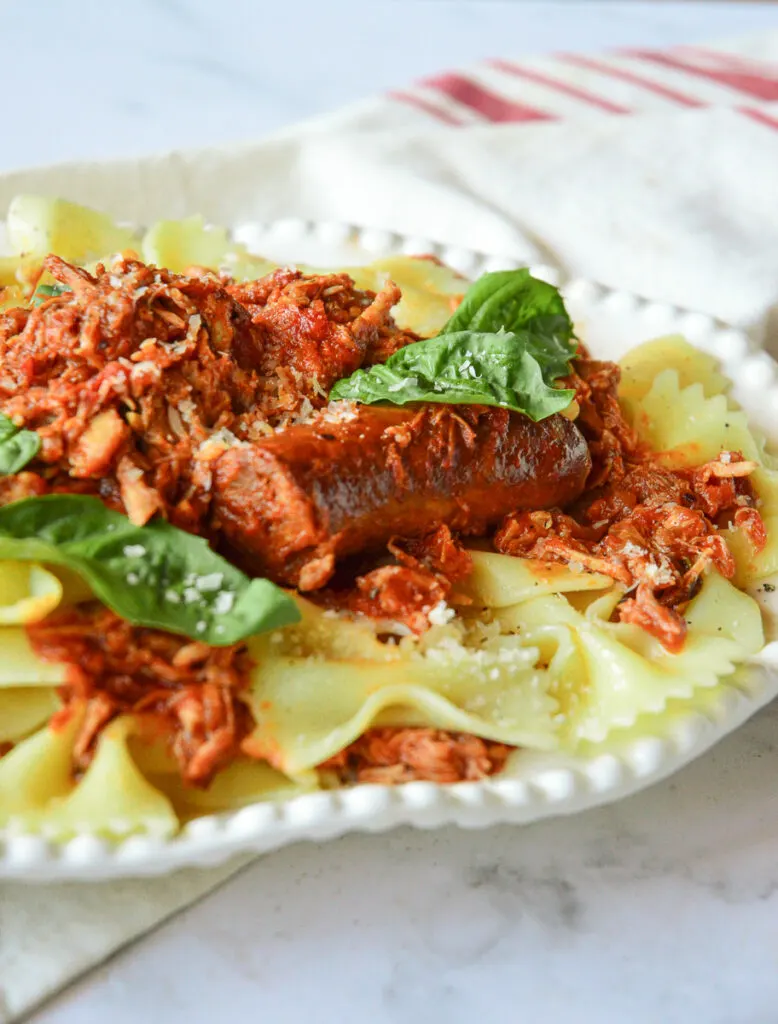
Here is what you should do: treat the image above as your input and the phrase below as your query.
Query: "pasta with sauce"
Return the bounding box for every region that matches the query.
[0,197,774,838]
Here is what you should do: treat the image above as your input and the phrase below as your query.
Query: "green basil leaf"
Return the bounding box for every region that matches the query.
[31,283,69,307]
[330,268,577,421]
[440,268,573,341]
[517,315,578,378]
[330,331,575,421]
[0,495,300,645]
[0,412,41,475]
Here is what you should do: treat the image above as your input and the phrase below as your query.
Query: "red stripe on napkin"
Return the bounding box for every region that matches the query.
[389,90,466,125]
[488,60,631,113]
[625,49,778,102]
[679,46,778,77]
[558,53,705,107]
[423,74,554,123]
[740,106,778,131]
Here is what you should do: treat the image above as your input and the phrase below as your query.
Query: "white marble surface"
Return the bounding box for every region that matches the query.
[4,1,778,1022]
[34,700,778,1024]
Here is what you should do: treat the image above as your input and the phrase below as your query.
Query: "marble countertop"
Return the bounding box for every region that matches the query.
[36,699,778,1024]
[3,1,778,1022]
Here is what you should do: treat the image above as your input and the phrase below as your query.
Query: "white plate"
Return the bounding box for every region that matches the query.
[1,220,777,881]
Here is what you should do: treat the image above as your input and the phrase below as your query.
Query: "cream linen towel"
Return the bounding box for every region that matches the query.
[3,31,778,1022]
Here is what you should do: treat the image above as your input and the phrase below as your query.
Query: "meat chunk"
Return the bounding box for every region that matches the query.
[211,404,591,590]
[29,604,253,786]
[559,355,643,490]
[315,526,474,635]
[227,269,418,395]
[320,728,513,784]
[0,256,267,528]
[496,451,766,653]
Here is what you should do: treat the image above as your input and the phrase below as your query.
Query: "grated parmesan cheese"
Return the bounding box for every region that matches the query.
[177,398,197,424]
[196,428,249,457]
[167,405,186,437]
[427,601,456,626]
[621,541,645,557]
[319,400,359,424]
[195,573,224,593]
[387,377,418,392]
[295,397,314,423]
[310,376,328,399]
[213,591,234,614]
[130,360,160,378]
[643,561,675,586]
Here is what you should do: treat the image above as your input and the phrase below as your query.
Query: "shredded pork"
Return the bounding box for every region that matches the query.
[30,605,252,786]
[321,728,512,784]
[323,524,473,634]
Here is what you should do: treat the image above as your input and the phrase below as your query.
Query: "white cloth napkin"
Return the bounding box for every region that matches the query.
[3,30,778,1022]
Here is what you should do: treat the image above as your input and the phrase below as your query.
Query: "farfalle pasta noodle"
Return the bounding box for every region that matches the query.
[499,572,763,744]
[0,627,67,685]
[0,562,63,625]
[244,609,557,775]
[126,725,318,817]
[454,551,613,607]
[0,708,83,827]
[0,687,60,744]
[36,717,179,839]
[0,708,177,838]
[618,335,729,406]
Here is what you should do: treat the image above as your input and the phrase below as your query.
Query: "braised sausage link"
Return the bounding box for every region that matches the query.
[212,404,591,590]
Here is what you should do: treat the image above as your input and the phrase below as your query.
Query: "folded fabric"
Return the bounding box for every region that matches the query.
[294,34,778,132]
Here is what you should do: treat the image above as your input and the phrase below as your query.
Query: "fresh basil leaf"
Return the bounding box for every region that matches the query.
[330,331,575,421]
[518,316,578,378]
[440,268,573,341]
[0,495,300,645]
[331,268,577,421]
[31,283,69,307]
[0,412,41,475]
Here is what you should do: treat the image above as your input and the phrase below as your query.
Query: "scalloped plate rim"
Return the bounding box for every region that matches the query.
[1,217,777,881]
